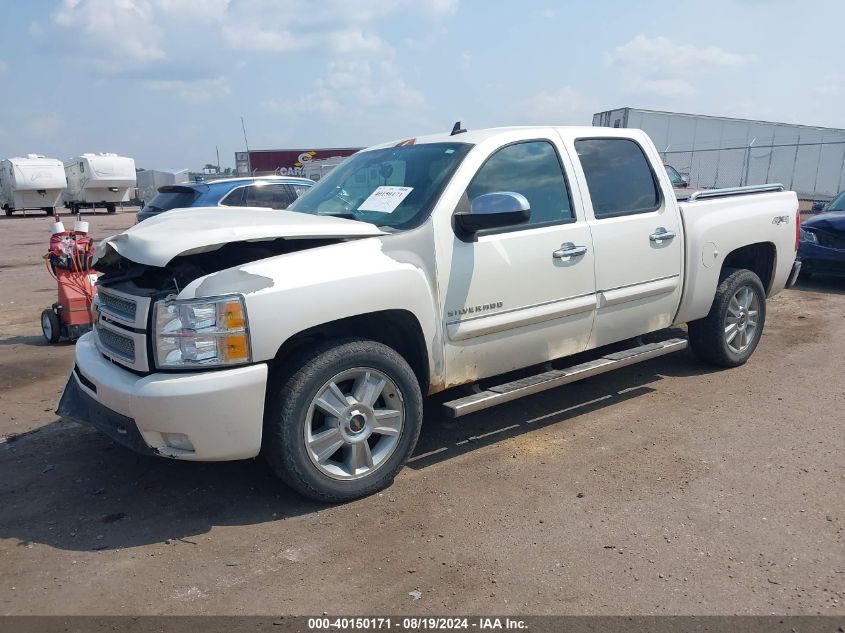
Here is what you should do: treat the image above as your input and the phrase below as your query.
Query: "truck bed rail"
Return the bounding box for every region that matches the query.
[687,183,784,202]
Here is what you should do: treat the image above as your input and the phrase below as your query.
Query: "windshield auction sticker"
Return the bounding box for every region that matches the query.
[358,186,413,213]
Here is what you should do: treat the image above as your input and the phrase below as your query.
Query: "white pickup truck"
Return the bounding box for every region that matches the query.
[58,125,802,501]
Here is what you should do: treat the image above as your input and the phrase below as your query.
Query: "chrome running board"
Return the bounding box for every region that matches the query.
[442,338,688,418]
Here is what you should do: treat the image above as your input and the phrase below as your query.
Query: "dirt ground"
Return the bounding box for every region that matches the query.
[0,210,843,616]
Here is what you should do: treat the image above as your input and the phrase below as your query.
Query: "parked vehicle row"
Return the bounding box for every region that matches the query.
[59,124,801,503]
[799,190,845,277]
[136,176,313,223]
[0,153,136,216]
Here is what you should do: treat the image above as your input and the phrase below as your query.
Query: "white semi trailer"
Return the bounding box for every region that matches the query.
[63,153,136,214]
[136,169,189,206]
[0,155,68,216]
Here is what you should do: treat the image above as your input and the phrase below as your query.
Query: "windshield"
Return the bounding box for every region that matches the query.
[664,164,684,187]
[145,188,200,212]
[288,142,472,229]
[827,191,845,211]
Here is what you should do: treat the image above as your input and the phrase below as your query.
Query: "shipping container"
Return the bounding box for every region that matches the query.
[593,108,845,199]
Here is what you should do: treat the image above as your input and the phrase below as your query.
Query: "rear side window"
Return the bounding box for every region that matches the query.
[245,183,295,209]
[575,138,660,218]
[467,140,573,226]
[220,186,247,206]
[292,184,311,198]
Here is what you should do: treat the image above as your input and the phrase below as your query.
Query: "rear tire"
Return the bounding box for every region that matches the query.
[106,203,116,214]
[263,338,423,502]
[41,309,61,344]
[688,268,766,368]
[4,208,12,217]
[42,207,54,215]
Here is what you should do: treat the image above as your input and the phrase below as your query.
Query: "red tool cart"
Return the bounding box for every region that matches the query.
[41,216,98,343]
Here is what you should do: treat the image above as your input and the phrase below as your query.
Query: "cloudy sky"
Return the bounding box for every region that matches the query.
[0,0,841,170]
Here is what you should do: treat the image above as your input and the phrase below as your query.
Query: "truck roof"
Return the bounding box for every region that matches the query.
[368,126,645,150]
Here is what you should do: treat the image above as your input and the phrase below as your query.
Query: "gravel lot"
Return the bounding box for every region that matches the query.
[0,210,843,615]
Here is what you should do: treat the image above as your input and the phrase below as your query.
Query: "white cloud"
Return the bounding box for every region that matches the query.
[517,86,587,123]
[51,0,230,74]
[0,59,7,73]
[262,58,425,117]
[815,74,845,97]
[52,0,165,73]
[606,35,749,96]
[460,51,472,72]
[25,113,62,138]
[222,0,455,54]
[145,77,231,103]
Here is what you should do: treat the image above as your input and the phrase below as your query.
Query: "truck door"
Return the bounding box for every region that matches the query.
[572,135,683,347]
[442,138,597,383]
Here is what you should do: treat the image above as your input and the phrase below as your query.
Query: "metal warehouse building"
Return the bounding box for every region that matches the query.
[593,108,845,200]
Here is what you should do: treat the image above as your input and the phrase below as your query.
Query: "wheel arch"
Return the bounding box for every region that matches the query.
[270,309,431,394]
[720,241,776,294]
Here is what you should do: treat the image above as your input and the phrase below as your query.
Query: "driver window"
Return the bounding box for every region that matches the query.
[466,141,573,226]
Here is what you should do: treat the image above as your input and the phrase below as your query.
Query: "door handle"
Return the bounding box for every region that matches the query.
[649,227,676,243]
[553,243,588,259]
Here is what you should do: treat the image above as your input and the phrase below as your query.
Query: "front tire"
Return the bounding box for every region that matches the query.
[688,268,766,367]
[106,203,116,214]
[264,338,423,502]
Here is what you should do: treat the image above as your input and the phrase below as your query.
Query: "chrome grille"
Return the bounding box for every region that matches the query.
[98,291,137,322]
[95,324,136,362]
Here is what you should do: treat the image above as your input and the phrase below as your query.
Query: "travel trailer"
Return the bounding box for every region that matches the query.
[0,155,67,216]
[63,153,136,213]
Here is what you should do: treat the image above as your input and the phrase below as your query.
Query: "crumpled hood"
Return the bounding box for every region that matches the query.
[803,210,845,233]
[94,207,385,267]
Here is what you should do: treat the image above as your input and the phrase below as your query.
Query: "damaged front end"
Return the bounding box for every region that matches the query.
[799,212,845,276]
[90,207,386,374]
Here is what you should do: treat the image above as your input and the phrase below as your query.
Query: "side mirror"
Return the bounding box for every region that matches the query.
[812,201,825,212]
[454,192,531,239]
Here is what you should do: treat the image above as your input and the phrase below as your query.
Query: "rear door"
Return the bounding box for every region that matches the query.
[571,135,683,347]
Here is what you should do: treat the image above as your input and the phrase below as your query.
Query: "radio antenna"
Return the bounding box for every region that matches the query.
[240,116,254,179]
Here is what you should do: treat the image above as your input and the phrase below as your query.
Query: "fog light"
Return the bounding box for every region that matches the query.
[161,433,195,452]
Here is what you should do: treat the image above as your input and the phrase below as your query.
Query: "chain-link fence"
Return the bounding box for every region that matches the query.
[661,141,845,202]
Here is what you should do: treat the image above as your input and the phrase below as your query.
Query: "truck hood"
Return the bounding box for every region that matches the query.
[94,207,386,268]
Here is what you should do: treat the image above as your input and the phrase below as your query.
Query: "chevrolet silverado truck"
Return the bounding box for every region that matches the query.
[58,126,802,502]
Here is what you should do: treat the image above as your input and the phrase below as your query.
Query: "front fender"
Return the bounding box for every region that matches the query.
[179,237,441,382]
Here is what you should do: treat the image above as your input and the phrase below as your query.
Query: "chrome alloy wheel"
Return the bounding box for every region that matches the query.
[725,286,760,353]
[303,367,405,480]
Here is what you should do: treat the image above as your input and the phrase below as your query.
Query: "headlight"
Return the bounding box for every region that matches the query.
[799,228,818,244]
[153,295,251,368]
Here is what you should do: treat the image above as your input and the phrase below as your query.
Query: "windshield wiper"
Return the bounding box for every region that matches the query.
[319,212,360,220]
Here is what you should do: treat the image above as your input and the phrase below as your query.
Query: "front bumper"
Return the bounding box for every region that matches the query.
[57,333,268,460]
[798,240,845,276]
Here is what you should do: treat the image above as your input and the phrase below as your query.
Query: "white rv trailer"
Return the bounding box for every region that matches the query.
[62,153,136,213]
[0,155,67,216]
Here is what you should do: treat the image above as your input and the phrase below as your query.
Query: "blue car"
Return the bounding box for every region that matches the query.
[799,190,845,277]
[136,176,313,223]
